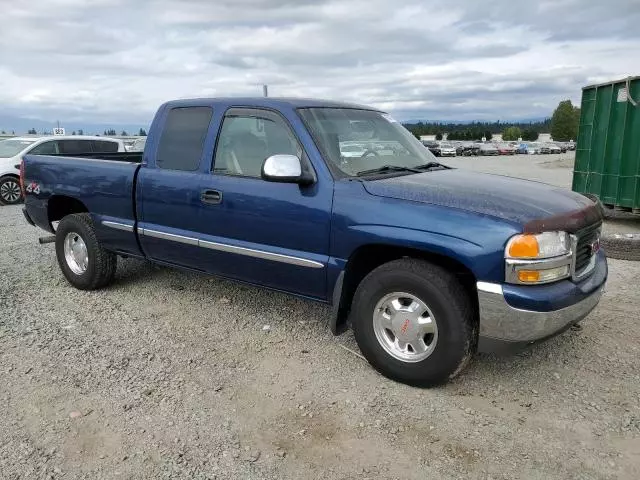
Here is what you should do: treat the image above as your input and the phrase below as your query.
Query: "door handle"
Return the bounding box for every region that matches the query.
[201,189,222,205]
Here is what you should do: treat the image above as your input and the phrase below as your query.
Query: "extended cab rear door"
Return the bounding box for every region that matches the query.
[136,105,216,269]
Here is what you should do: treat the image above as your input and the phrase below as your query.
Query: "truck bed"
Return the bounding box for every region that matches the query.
[22,154,142,240]
[47,151,143,162]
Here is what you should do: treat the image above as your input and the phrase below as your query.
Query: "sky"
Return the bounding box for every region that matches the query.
[1,0,639,128]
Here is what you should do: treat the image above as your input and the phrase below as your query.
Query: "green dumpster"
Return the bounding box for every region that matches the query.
[572,76,640,213]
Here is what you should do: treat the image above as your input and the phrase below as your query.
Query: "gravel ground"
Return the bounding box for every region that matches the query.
[1,155,639,479]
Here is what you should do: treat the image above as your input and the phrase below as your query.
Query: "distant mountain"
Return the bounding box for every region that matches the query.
[0,113,151,136]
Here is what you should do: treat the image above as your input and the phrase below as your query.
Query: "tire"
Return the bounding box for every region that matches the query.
[0,175,23,206]
[55,213,117,290]
[351,258,476,387]
[601,234,640,261]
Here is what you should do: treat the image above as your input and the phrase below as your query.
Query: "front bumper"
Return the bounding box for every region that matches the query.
[477,251,607,352]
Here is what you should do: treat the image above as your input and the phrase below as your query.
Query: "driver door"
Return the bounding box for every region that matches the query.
[194,108,332,299]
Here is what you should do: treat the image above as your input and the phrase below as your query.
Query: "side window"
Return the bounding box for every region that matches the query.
[157,107,213,171]
[29,141,59,155]
[91,140,119,152]
[58,140,93,155]
[213,109,302,178]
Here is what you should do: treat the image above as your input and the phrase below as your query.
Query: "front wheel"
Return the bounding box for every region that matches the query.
[0,176,23,205]
[55,213,117,290]
[351,258,476,387]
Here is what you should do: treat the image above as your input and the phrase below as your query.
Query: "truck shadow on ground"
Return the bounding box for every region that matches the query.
[106,256,588,389]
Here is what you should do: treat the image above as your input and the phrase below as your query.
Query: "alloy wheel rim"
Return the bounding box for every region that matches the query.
[372,292,438,363]
[0,180,21,203]
[63,232,89,275]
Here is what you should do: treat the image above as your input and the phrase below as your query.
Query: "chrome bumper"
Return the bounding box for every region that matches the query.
[477,281,603,350]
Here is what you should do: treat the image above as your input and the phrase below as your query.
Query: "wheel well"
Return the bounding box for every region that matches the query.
[48,196,89,226]
[333,244,478,334]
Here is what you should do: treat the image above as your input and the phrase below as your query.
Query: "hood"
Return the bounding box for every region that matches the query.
[362,169,602,232]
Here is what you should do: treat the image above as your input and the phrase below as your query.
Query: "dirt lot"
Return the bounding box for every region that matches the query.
[1,153,639,479]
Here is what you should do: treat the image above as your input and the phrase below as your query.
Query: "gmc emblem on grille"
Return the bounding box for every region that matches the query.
[591,238,601,254]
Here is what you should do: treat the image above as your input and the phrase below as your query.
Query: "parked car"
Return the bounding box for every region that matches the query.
[0,136,125,205]
[554,142,568,153]
[430,142,457,157]
[339,143,367,158]
[478,143,499,156]
[21,97,607,387]
[421,141,439,156]
[528,143,550,155]
[496,143,516,155]
[516,143,531,154]
[546,143,562,154]
[462,144,481,156]
[127,137,147,152]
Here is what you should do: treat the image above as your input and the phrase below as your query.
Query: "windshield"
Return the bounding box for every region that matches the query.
[440,143,453,148]
[0,139,36,158]
[298,108,438,177]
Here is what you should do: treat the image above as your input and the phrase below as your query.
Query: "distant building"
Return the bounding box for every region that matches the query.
[420,135,436,142]
[491,133,503,142]
[538,133,552,142]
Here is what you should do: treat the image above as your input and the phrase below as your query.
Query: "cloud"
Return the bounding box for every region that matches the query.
[1,0,638,128]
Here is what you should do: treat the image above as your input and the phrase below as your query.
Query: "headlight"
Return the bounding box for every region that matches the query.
[506,231,570,259]
[505,231,572,285]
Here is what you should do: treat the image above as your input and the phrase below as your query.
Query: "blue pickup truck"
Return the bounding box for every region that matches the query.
[21,98,607,386]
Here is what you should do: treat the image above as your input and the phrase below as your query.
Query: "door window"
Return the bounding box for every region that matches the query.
[213,109,302,178]
[157,107,213,171]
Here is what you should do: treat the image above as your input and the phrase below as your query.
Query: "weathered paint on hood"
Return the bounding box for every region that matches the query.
[362,169,601,232]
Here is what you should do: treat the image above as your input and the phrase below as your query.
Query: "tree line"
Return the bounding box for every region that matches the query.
[403,100,580,142]
[403,119,551,142]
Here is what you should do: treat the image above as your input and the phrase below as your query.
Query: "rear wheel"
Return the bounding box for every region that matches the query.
[55,213,117,290]
[351,258,476,387]
[0,176,22,205]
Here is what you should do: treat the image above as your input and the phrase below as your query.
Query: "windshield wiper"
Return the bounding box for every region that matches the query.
[413,162,450,170]
[356,165,423,177]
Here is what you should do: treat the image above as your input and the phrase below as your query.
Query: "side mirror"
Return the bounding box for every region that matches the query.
[261,154,314,185]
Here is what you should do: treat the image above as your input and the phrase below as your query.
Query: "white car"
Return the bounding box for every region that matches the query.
[127,137,147,152]
[339,143,367,158]
[436,142,457,157]
[0,136,125,205]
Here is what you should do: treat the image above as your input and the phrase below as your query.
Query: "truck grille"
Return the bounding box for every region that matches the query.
[574,223,601,274]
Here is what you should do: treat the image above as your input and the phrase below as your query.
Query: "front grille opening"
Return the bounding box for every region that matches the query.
[575,223,601,274]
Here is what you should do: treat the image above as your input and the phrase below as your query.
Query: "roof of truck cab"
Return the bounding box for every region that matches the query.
[162,97,383,111]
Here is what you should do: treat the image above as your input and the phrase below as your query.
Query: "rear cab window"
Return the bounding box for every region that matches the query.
[91,140,119,152]
[29,141,59,155]
[157,107,213,171]
[58,140,94,155]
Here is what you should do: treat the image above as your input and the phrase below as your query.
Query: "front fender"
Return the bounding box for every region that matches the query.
[347,224,484,272]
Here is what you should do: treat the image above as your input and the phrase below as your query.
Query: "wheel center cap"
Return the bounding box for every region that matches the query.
[393,316,415,341]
